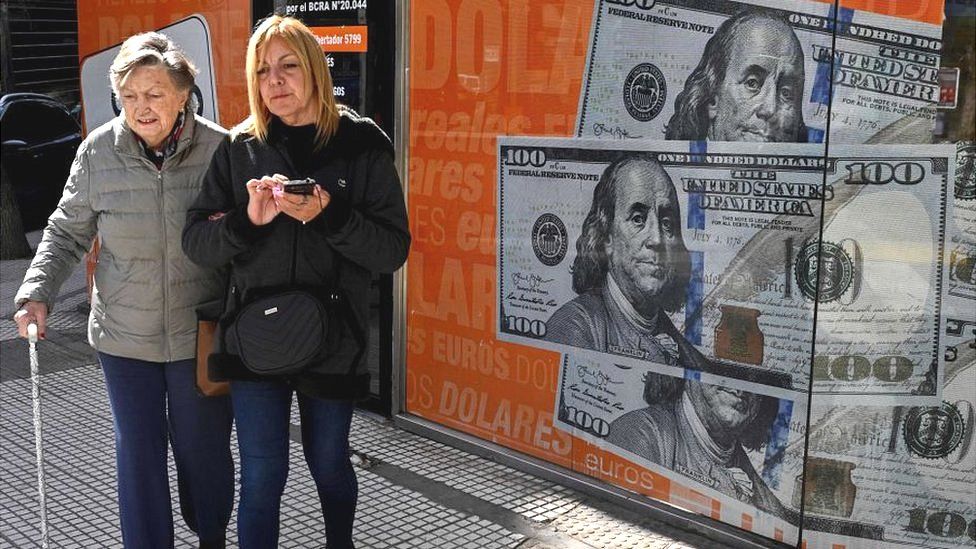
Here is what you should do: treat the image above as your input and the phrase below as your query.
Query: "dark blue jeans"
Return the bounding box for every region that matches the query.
[230,380,357,549]
[99,352,234,549]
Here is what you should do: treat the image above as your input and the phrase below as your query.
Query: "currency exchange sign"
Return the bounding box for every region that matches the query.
[496,137,954,401]
[577,0,943,144]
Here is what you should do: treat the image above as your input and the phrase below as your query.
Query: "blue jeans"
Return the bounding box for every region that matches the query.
[230,380,356,549]
[99,352,234,548]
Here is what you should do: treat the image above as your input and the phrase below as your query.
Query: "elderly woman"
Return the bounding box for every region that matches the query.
[182,15,409,549]
[13,33,233,548]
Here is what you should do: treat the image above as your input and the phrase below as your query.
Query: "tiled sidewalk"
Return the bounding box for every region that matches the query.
[0,364,723,549]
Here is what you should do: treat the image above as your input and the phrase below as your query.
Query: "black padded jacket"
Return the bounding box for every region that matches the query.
[182,108,410,399]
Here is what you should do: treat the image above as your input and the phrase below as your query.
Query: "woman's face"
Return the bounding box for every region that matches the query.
[257,38,316,126]
[118,65,188,150]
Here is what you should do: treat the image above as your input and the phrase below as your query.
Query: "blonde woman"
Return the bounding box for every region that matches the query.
[13,33,233,548]
[182,16,409,548]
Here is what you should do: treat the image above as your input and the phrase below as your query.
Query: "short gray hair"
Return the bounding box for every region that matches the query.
[109,32,198,96]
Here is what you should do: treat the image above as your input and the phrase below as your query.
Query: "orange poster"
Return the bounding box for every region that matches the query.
[405,0,742,534]
[832,0,945,25]
[405,1,968,548]
[406,0,592,466]
[309,25,369,53]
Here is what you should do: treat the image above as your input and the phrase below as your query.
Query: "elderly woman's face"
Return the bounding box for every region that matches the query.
[257,38,315,126]
[118,65,188,150]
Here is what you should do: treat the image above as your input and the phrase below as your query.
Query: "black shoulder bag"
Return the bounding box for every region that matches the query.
[225,287,331,375]
[224,283,367,377]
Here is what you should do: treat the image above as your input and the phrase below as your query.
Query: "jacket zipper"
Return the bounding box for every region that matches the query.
[156,162,171,360]
[290,206,301,284]
[118,127,187,361]
[275,140,302,286]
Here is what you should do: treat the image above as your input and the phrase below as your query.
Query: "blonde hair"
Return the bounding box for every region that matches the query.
[234,15,339,148]
[109,32,198,96]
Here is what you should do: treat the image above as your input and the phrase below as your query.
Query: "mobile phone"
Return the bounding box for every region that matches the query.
[283,178,316,195]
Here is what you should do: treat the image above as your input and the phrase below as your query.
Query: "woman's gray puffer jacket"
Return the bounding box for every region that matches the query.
[15,112,227,362]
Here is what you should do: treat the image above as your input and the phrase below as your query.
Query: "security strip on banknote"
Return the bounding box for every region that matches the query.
[577,0,943,145]
[496,137,956,403]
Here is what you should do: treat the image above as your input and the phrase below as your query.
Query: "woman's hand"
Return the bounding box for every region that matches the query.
[277,184,331,225]
[14,301,48,340]
[246,174,286,225]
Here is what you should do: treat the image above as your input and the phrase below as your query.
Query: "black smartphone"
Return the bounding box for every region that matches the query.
[283,178,316,195]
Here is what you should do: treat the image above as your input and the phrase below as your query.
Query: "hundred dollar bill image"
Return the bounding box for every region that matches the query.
[555,351,806,542]
[937,142,975,404]
[577,0,944,144]
[793,337,975,548]
[496,137,956,402]
[944,142,975,304]
[808,141,954,403]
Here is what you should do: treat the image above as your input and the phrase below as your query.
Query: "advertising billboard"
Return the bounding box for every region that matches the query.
[404,1,975,547]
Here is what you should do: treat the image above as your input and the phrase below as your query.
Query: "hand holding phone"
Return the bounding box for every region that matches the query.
[245,174,286,225]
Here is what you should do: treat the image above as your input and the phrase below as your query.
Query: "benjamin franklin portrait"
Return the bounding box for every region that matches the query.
[665,8,808,143]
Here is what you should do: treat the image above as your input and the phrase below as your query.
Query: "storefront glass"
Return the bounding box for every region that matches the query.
[404,1,975,547]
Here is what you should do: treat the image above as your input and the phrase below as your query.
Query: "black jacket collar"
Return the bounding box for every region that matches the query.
[264,107,394,160]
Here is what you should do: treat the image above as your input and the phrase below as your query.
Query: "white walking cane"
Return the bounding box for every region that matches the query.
[27,322,50,548]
